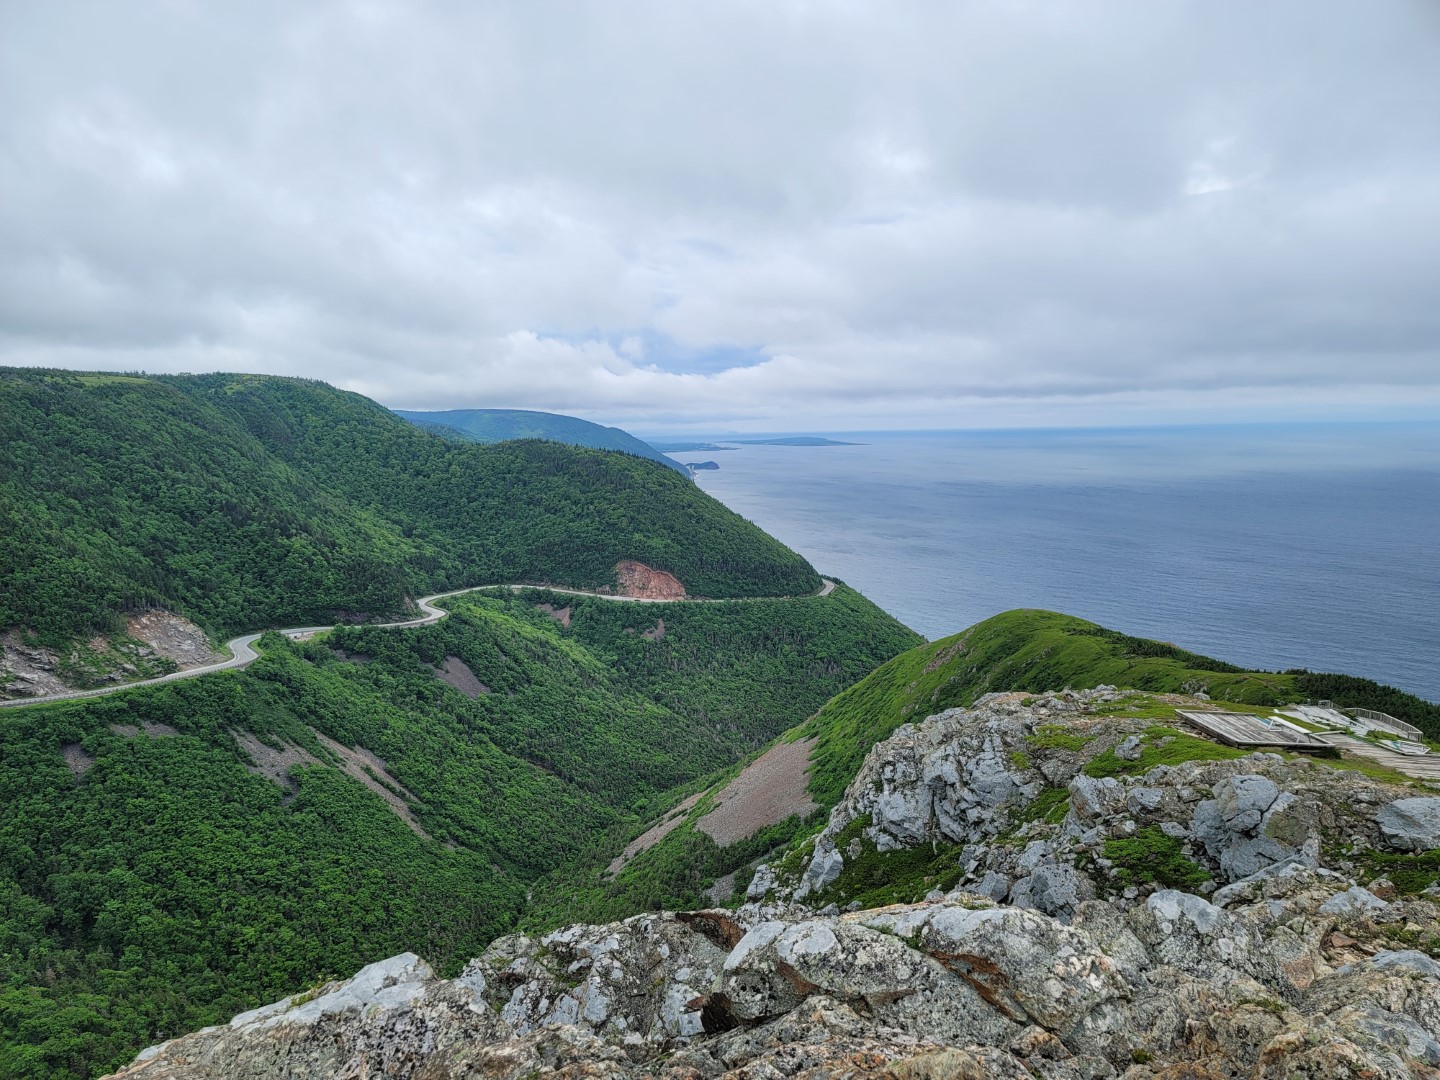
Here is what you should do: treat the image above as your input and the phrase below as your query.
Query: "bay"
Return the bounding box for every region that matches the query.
[666,423,1440,703]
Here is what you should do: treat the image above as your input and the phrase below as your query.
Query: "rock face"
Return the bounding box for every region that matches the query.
[1377,796,1440,852]
[2,610,219,698]
[613,559,687,600]
[109,691,1440,1079]
[111,874,1440,1079]
[762,689,1417,920]
[126,610,223,666]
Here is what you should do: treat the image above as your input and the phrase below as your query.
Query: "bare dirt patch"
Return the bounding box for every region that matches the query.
[233,728,431,839]
[436,655,490,697]
[109,721,180,738]
[331,648,372,664]
[61,743,95,778]
[607,792,703,876]
[641,618,667,640]
[924,632,971,673]
[233,729,322,788]
[696,738,819,847]
[614,560,687,600]
[127,610,223,667]
[312,731,430,840]
[535,604,572,627]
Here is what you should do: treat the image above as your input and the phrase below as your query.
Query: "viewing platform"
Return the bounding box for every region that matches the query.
[1175,710,1332,752]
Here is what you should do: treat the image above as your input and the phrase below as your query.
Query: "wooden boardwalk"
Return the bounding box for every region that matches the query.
[1176,710,1331,751]
[1313,731,1440,782]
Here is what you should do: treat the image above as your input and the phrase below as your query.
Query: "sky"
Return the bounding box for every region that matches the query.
[3,1,1439,433]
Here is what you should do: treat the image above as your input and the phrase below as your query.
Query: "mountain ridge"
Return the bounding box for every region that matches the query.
[0,369,821,691]
[393,407,687,475]
[528,608,1440,931]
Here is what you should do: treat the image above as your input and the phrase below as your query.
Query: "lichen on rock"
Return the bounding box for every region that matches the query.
[108,689,1440,1079]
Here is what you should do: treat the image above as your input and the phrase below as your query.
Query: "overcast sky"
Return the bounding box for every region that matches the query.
[3,2,1439,432]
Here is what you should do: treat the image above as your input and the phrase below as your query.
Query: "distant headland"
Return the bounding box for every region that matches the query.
[735,436,859,446]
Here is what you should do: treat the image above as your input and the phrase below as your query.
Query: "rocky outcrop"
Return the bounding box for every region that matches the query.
[108,691,1440,1079]
[1377,796,1440,852]
[3,610,219,699]
[761,689,1425,919]
[126,610,223,666]
[613,560,686,600]
[113,867,1440,1078]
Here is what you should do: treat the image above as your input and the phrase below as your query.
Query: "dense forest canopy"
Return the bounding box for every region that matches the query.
[393,407,686,475]
[0,588,918,1079]
[0,369,820,650]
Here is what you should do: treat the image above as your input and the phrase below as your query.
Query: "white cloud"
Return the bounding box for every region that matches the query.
[2,0,1438,430]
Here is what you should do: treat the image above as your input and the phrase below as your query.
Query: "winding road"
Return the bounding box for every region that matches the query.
[0,578,837,710]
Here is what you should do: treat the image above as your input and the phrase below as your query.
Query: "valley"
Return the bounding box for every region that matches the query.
[1,369,1437,1080]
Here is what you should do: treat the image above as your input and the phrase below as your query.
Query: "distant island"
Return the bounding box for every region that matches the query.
[684,460,720,472]
[650,441,737,452]
[735,436,859,446]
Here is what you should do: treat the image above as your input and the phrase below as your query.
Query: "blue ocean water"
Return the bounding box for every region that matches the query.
[667,424,1440,703]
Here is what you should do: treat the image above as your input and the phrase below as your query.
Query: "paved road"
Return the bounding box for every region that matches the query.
[0,579,838,710]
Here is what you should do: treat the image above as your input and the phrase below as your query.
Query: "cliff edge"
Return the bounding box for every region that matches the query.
[110,691,1440,1079]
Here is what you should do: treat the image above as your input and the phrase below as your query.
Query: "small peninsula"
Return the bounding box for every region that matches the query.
[735,436,859,446]
[650,441,737,452]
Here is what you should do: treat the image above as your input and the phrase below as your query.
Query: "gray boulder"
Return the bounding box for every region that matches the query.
[1214,773,1279,832]
[1376,797,1440,852]
[1319,886,1390,917]
[1011,863,1094,922]
[1069,774,1126,824]
[1193,774,1317,881]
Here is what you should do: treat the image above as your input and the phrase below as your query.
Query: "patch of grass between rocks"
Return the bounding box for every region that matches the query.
[1103,825,1212,890]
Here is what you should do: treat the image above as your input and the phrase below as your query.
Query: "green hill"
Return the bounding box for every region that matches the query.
[530,608,1440,928]
[0,587,917,1079]
[0,369,819,665]
[394,407,687,476]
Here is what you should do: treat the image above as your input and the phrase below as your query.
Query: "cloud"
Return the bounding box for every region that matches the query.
[2,0,1438,429]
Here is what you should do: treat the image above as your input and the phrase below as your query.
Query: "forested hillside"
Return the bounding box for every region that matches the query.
[394,407,686,476]
[531,607,1440,929]
[0,587,917,1079]
[0,369,819,656]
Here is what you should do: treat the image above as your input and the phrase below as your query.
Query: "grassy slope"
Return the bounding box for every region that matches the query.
[393,407,686,476]
[0,588,915,1080]
[0,369,819,653]
[535,608,1439,927]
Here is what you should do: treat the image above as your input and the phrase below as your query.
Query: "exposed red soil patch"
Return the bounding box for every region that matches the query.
[606,792,703,876]
[436,655,490,697]
[614,560,686,600]
[535,603,572,627]
[696,738,819,847]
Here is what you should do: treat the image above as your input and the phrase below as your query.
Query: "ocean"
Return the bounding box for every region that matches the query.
[665,423,1440,704]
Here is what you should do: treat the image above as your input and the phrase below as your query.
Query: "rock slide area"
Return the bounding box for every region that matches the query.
[109,692,1440,1079]
[1,610,222,699]
[613,560,687,600]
